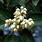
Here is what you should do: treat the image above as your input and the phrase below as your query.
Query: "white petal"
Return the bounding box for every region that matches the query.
[5,19,9,23]
[16,8,20,11]
[23,14,26,17]
[19,16,24,21]
[26,20,29,23]
[24,8,27,11]
[13,22,16,25]
[31,21,34,24]
[21,21,25,25]
[17,19,20,24]
[17,25,19,29]
[9,19,12,22]
[20,6,24,9]
[28,22,32,26]
[13,11,17,15]
[9,19,11,21]
[23,11,27,14]
[15,11,21,16]
[25,24,28,28]
[13,28,17,32]
[28,18,32,21]
[10,24,15,29]
[12,18,16,22]
[23,19,26,22]
[21,10,24,13]
[5,24,8,27]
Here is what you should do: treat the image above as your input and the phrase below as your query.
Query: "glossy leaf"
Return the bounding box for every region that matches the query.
[32,0,39,6]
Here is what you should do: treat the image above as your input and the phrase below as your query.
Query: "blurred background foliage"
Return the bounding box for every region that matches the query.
[0,0,41,42]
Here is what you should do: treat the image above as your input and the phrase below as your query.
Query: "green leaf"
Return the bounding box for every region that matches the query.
[32,0,39,6]
[0,0,4,3]
[0,9,11,29]
[9,0,25,7]
[19,0,25,7]
[32,4,40,13]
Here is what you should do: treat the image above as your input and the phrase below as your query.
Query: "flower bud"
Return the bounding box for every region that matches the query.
[25,24,28,29]
[17,19,20,24]
[10,24,15,29]
[13,28,17,32]
[12,18,16,22]
[21,21,25,25]
[16,8,20,11]
[24,8,27,11]
[20,6,24,9]
[19,16,24,21]
[28,18,32,22]
[23,11,27,14]
[9,19,12,23]
[21,10,24,13]
[5,19,9,23]
[31,21,34,24]
[5,24,8,27]
[16,25,19,29]
[28,22,32,26]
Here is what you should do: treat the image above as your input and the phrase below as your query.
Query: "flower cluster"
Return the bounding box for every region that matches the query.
[4,6,34,36]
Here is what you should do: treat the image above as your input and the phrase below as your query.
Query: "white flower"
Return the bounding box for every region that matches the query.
[31,21,34,24]
[20,6,24,9]
[5,24,8,27]
[13,22,16,25]
[23,11,27,14]
[25,24,28,29]
[28,18,34,26]
[23,19,26,22]
[16,11,21,16]
[5,6,34,32]
[10,24,16,29]
[27,21,34,29]
[16,25,19,29]
[13,28,17,32]
[5,19,9,23]
[26,20,29,23]
[28,22,32,26]
[12,18,16,22]
[23,14,26,17]
[13,11,21,16]
[21,10,27,14]
[24,8,27,11]
[16,8,20,11]
[17,19,20,24]
[21,10,24,13]
[9,19,12,23]
[14,16,16,18]
[21,21,25,25]
[9,19,11,21]
[28,18,33,22]
[20,6,27,14]
[19,15,24,21]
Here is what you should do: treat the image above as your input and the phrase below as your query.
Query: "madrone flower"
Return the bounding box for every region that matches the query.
[4,6,34,36]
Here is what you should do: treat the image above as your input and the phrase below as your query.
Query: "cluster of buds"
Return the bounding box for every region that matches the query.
[5,6,34,33]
